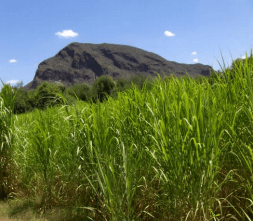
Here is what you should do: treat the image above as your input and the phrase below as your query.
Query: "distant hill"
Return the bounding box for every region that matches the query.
[25,42,212,90]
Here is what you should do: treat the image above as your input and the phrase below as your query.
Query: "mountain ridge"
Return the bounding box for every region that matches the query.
[25,42,213,90]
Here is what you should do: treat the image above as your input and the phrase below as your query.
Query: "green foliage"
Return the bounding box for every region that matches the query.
[128,75,147,90]
[0,84,16,112]
[116,75,153,93]
[67,83,91,101]
[3,51,253,218]
[92,75,116,101]
[13,88,33,114]
[54,81,66,93]
[33,82,63,109]
[231,53,253,78]
[7,75,155,114]
[10,51,253,219]
[13,81,24,89]
[0,82,16,200]
[116,77,129,92]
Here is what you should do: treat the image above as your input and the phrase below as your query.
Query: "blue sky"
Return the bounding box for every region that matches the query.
[1,0,253,86]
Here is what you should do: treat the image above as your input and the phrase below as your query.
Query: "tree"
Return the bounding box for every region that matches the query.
[33,82,63,109]
[92,76,116,101]
[67,83,91,101]
[129,75,148,90]
[13,81,23,89]
[13,88,33,114]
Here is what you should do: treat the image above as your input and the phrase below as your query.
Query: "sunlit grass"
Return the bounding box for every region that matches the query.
[1,51,253,220]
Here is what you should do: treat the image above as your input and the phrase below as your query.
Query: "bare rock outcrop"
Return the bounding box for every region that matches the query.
[25,42,212,89]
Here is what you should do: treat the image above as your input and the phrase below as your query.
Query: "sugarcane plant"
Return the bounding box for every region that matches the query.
[0,81,16,200]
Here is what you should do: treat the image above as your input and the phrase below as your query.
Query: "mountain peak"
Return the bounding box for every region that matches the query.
[25,42,212,90]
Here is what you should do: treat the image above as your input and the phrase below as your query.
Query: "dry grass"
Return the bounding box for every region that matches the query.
[0,198,90,221]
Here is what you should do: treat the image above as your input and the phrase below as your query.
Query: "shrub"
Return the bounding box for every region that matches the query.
[67,83,91,101]
[13,88,33,114]
[129,75,153,90]
[116,78,132,92]
[33,82,63,109]
[92,76,116,101]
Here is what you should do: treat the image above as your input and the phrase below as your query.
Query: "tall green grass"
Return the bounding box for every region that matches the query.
[0,83,16,200]
[2,51,253,220]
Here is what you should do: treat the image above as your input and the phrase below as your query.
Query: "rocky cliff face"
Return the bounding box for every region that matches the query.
[25,42,212,89]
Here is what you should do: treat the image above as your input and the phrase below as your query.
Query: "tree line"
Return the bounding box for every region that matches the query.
[0,75,153,114]
[2,57,242,115]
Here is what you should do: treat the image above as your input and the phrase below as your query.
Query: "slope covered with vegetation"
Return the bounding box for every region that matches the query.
[0,52,253,220]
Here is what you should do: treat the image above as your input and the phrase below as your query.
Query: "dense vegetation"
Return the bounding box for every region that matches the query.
[0,52,253,220]
[6,75,150,114]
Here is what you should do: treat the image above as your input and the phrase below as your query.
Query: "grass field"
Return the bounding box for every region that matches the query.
[1,53,253,220]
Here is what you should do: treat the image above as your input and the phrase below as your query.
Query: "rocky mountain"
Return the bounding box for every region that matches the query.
[25,42,213,89]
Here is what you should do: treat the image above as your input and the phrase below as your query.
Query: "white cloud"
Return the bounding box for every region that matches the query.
[164,31,175,37]
[191,51,197,55]
[241,55,246,59]
[193,58,199,63]
[6,80,20,84]
[9,59,17,63]
[55,29,79,38]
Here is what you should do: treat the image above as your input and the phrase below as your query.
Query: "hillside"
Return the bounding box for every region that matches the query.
[25,42,212,89]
